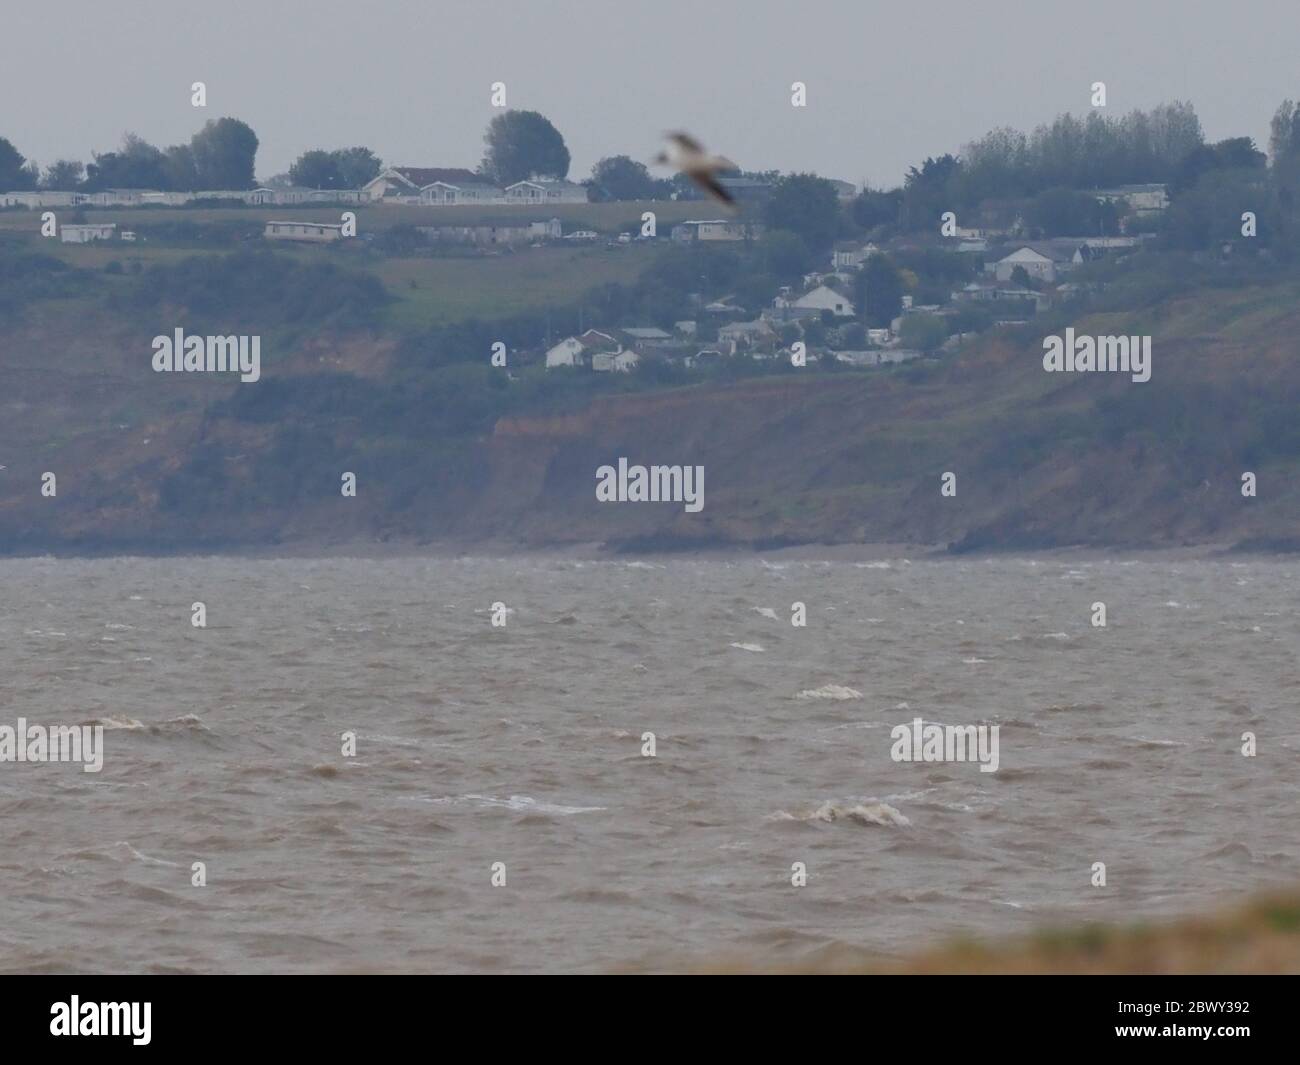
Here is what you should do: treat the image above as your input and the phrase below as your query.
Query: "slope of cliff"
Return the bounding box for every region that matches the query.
[1,280,1297,554]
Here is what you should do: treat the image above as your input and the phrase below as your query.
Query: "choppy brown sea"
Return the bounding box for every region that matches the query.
[1,554,1296,972]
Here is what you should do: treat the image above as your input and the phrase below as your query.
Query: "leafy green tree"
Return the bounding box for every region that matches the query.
[759,229,811,280]
[589,155,660,200]
[0,137,35,190]
[1027,186,1118,236]
[333,147,382,188]
[85,134,167,190]
[733,272,779,312]
[1171,137,1266,193]
[899,313,949,352]
[957,102,1205,202]
[162,144,198,191]
[763,173,841,252]
[1270,100,1300,162]
[288,147,381,189]
[42,160,84,190]
[840,322,866,348]
[954,126,1030,205]
[854,253,905,327]
[1270,100,1300,240]
[901,154,960,231]
[1161,168,1274,251]
[480,110,570,185]
[289,150,342,189]
[190,117,259,190]
[851,185,901,230]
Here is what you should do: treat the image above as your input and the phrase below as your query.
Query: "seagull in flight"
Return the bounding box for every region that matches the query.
[655,132,737,207]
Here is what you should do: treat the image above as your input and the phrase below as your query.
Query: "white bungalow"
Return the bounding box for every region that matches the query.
[1094,183,1169,215]
[85,189,145,207]
[60,223,116,243]
[503,179,588,205]
[264,220,346,243]
[545,337,587,368]
[419,179,502,205]
[618,326,674,348]
[544,329,621,369]
[718,319,776,344]
[592,350,639,373]
[671,219,757,242]
[787,284,856,318]
[5,190,86,208]
[140,191,191,206]
[831,241,879,269]
[988,242,1086,283]
[363,167,486,203]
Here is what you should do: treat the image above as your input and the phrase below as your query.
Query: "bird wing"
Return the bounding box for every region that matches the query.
[692,171,735,206]
[668,131,705,154]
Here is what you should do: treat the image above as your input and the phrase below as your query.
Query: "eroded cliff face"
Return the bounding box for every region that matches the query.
[2,286,1298,555]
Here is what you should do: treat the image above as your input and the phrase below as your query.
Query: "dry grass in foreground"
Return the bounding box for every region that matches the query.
[698,892,1300,974]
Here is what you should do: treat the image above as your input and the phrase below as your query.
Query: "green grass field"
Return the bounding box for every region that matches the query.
[6,223,671,332]
[374,243,669,328]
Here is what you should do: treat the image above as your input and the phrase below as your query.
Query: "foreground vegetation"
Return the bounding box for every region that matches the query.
[692,890,1300,974]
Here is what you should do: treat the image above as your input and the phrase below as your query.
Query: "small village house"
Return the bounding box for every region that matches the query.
[419,178,503,205]
[60,222,116,244]
[592,350,640,373]
[419,218,561,246]
[718,318,776,347]
[363,167,495,203]
[1093,183,1169,215]
[617,327,674,348]
[503,179,588,205]
[987,241,1088,283]
[545,337,586,369]
[544,329,621,370]
[671,219,758,243]
[773,283,856,319]
[264,220,346,243]
[5,190,87,208]
[832,241,879,269]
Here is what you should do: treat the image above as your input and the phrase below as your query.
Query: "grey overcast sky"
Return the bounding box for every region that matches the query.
[3,0,1298,186]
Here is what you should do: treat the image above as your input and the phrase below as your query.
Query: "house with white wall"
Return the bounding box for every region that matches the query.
[364,167,484,202]
[774,284,856,319]
[544,330,622,369]
[264,220,346,243]
[617,327,674,348]
[831,241,879,269]
[545,337,586,368]
[59,223,116,243]
[503,179,588,205]
[419,178,503,205]
[592,350,640,373]
[1094,183,1169,215]
[420,218,561,246]
[4,190,87,208]
[671,219,758,242]
[988,242,1087,283]
[718,318,777,347]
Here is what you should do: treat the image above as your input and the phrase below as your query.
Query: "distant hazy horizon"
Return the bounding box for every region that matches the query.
[3,0,1298,188]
